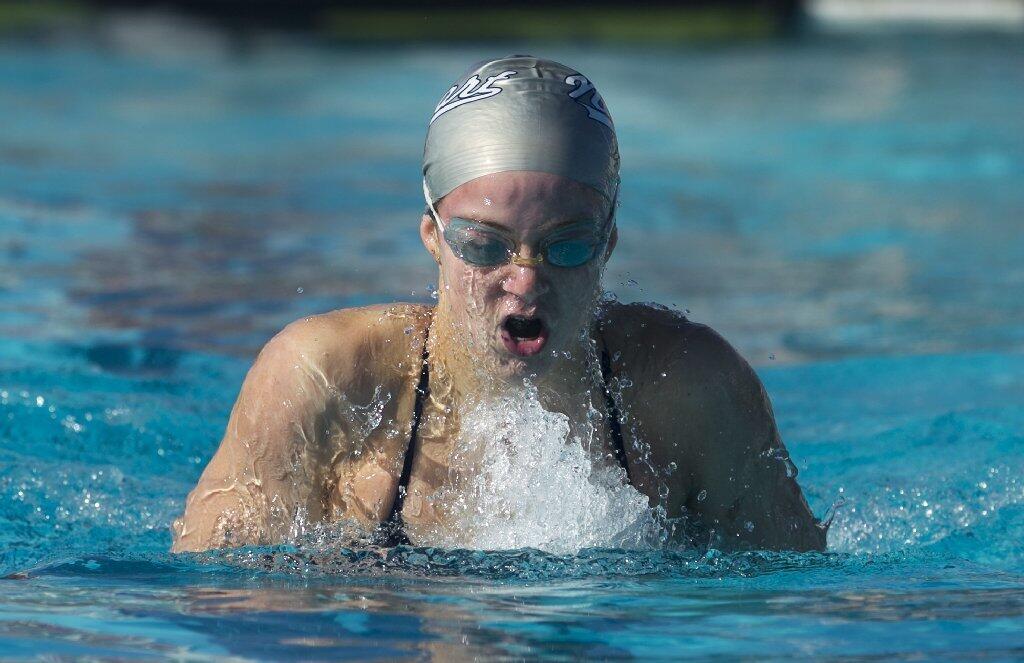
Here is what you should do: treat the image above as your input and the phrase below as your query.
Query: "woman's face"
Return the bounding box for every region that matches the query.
[421,171,616,381]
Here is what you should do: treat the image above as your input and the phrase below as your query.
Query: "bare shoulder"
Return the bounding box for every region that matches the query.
[265,303,432,395]
[170,303,432,551]
[600,301,823,552]
[599,300,769,464]
[599,300,756,396]
[272,303,431,362]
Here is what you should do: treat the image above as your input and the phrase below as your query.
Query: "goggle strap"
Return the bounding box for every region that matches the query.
[423,179,445,233]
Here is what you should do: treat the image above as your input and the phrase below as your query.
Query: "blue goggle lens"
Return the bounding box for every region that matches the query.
[545,238,598,267]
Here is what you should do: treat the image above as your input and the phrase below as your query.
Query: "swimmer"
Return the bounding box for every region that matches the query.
[171,56,826,553]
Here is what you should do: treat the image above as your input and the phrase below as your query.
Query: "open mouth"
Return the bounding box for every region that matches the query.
[500,315,549,357]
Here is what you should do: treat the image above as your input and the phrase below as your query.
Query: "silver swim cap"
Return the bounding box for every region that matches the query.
[422,55,620,205]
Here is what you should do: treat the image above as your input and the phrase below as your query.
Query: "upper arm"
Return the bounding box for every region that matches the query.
[171,319,340,552]
[673,328,825,551]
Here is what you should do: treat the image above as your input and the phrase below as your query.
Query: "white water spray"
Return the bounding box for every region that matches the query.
[417,384,666,554]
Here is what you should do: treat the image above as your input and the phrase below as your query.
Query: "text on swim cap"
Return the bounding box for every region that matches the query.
[430,71,518,125]
[565,75,614,130]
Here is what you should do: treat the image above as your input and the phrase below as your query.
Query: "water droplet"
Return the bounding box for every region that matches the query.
[697,489,708,502]
[821,496,847,528]
[296,287,304,294]
[744,521,755,532]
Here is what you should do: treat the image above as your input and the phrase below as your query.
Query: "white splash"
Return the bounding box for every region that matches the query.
[422,385,666,554]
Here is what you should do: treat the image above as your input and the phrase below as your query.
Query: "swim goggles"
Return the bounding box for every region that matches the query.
[424,190,612,269]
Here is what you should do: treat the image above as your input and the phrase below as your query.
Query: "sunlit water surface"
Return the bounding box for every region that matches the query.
[1,22,1023,659]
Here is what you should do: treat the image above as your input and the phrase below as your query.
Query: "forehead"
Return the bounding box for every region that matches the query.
[437,171,608,229]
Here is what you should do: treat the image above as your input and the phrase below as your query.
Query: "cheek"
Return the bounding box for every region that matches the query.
[552,266,602,302]
[440,260,503,307]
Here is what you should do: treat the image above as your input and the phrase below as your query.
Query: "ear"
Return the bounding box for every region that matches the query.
[420,212,441,264]
[603,223,618,261]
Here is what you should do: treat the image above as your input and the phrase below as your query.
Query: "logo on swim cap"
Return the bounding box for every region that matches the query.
[429,70,517,125]
[565,74,614,129]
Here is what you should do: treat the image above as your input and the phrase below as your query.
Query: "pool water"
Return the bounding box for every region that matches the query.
[2,20,1024,659]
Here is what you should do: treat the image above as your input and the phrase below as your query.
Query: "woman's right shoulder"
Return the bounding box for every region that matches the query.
[275,303,430,340]
[257,303,433,388]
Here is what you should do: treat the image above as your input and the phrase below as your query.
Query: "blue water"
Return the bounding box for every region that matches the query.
[2,20,1024,659]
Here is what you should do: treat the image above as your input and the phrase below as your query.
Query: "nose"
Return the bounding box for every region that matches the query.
[501,261,549,303]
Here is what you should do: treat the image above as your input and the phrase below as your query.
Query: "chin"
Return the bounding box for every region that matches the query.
[468,344,553,386]
[456,310,575,383]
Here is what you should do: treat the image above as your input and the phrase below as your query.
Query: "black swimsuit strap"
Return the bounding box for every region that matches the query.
[395,342,430,513]
[599,335,631,482]
[380,332,430,544]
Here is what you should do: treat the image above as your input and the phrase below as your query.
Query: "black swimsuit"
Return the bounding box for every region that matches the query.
[377,330,629,546]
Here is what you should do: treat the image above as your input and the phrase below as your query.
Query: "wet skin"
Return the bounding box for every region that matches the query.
[172,172,825,553]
